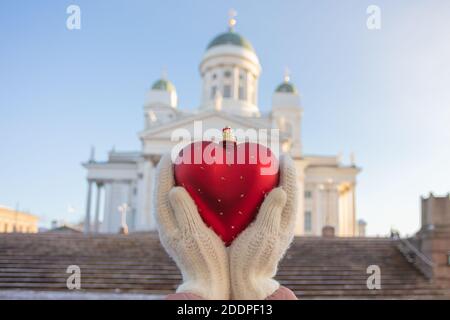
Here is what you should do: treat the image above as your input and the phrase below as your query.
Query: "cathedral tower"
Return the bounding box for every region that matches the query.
[271,71,303,157]
[144,77,178,129]
[199,12,261,117]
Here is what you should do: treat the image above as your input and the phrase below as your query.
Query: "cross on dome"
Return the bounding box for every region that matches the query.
[228,9,237,31]
[275,68,298,94]
[161,67,168,80]
[284,67,291,82]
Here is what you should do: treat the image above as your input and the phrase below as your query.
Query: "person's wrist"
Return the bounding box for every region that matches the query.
[231,273,279,300]
[178,277,229,300]
[248,277,279,300]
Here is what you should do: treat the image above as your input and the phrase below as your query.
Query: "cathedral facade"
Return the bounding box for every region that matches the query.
[83,21,361,237]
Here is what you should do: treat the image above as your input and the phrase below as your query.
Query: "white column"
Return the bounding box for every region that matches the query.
[218,69,224,100]
[147,157,157,230]
[127,181,135,231]
[329,184,339,234]
[84,180,93,234]
[338,187,348,236]
[135,156,157,231]
[135,164,146,230]
[339,185,354,237]
[94,182,103,233]
[351,183,356,236]
[233,66,239,100]
[100,183,112,233]
[314,184,323,236]
[294,160,306,235]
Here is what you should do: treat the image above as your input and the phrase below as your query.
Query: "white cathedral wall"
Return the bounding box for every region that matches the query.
[294,160,307,235]
[303,164,359,237]
[93,158,356,236]
[95,161,356,237]
[135,162,146,230]
[146,90,177,109]
[302,182,340,236]
[336,184,356,237]
[338,189,348,236]
[348,187,355,236]
[91,110,357,236]
[135,159,156,231]
[295,179,305,235]
[315,187,325,234]
[134,155,308,235]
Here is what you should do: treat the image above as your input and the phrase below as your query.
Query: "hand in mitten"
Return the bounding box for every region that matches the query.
[229,155,298,300]
[154,154,230,300]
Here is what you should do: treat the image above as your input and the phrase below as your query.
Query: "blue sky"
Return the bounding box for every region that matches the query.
[1,0,449,236]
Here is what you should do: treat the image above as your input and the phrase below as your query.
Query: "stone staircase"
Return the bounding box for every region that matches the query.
[0,232,448,299]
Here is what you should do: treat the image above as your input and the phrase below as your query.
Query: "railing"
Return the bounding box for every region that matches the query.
[396,237,434,279]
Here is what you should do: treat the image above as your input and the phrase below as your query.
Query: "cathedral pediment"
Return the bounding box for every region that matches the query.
[139,110,269,141]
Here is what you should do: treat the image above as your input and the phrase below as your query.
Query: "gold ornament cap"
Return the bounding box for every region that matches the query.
[222,126,236,142]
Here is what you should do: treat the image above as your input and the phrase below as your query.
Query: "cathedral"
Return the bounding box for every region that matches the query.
[83,17,361,237]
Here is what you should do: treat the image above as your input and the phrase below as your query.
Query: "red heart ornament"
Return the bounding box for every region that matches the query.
[174,141,279,245]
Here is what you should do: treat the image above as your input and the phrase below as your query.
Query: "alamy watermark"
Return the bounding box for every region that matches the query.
[366,265,381,290]
[66,265,81,290]
[66,5,81,30]
[366,5,381,30]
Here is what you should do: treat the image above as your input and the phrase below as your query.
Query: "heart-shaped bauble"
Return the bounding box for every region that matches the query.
[174,141,279,245]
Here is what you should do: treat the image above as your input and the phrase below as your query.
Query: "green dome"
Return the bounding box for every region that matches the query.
[275,82,297,94]
[207,31,255,52]
[151,79,176,92]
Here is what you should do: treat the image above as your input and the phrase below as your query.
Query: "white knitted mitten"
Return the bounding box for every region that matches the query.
[154,154,230,300]
[229,155,298,300]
